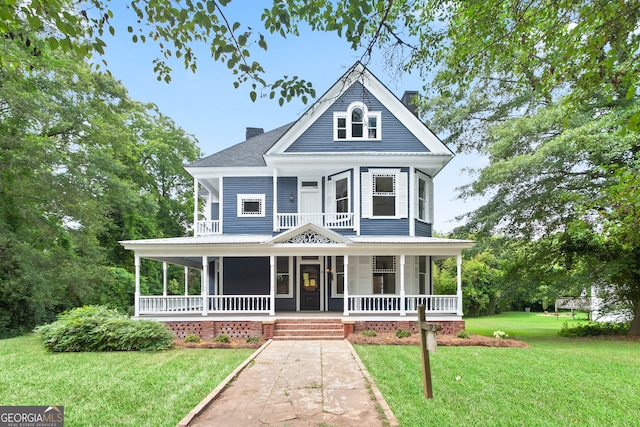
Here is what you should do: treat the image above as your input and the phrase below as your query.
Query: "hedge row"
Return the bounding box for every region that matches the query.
[34,306,173,352]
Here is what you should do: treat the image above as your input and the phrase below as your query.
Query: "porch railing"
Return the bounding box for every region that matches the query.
[138,295,270,315]
[195,220,221,236]
[207,295,271,313]
[404,295,459,313]
[347,295,459,314]
[276,213,354,230]
[139,296,203,314]
[138,294,458,315]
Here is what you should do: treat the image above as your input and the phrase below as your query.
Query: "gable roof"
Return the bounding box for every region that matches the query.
[187,123,293,168]
[265,62,453,157]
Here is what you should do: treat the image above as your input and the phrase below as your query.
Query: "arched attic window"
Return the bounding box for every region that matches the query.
[333,102,381,141]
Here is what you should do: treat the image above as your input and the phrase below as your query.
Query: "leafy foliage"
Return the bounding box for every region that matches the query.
[361,330,378,337]
[395,328,411,338]
[183,333,201,344]
[34,306,174,352]
[559,321,629,338]
[0,39,199,337]
[214,333,230,343]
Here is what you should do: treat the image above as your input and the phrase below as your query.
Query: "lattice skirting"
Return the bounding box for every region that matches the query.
[165,321,263,339]
[353,320,465,335]
[164,319,465,339]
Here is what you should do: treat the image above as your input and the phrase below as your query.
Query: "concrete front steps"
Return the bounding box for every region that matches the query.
[273,318,345,340]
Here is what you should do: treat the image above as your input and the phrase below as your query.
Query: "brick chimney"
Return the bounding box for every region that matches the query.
[401,91,419,117]
[246,127,264,140]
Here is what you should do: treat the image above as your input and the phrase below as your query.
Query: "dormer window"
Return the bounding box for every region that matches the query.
[334,102,381,141]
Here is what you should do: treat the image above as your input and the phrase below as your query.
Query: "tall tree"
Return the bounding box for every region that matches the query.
[0,40,199,336]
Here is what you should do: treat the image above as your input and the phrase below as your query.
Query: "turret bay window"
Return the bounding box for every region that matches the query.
[334,102,381,141]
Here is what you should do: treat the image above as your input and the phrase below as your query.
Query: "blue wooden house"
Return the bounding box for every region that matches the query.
[121,63,474,339]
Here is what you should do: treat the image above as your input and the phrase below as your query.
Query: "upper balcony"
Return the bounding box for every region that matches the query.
[195,212,355,236]
[276,213,354,231]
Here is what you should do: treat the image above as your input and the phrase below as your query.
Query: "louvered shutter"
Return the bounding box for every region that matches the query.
[325,177,335,214]
[397,172,408,219]
[361,172,372,218]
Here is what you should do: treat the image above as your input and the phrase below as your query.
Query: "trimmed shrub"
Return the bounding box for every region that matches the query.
[361,330,377,337]
[214,333,230,343]
[184,333,202,344]
[395,328,411,338]
[559,321,629,338]
[246,336,261,344]
[34,305,173,352]
[456,329,471,339]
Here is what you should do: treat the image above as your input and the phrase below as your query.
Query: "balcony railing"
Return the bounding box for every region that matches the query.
[277,213,354,230]
[195,220,221,236]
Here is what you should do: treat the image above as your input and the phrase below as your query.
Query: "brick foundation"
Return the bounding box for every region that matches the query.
[164,319,465,340]
[353,320,465,335]
[165,321,262,339]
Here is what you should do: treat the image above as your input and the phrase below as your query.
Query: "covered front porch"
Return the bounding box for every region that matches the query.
[121,223,473,325]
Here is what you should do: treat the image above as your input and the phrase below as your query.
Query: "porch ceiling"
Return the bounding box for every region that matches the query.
[120,233,474,260]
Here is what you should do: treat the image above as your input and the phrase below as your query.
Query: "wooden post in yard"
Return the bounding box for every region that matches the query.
[418,304,441,399]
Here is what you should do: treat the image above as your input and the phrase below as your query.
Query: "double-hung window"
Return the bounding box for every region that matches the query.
[373,174,396,217]
[372,256,396,294]
[333,102,381,141]
[415,172,433,223]
[276,256,292,297]
[362,169,408,219]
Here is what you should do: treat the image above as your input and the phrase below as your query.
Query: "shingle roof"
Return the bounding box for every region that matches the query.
[188,123,294,168]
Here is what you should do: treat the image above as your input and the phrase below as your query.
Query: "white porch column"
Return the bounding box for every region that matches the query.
[134,255,141,317]
[269,256,275,316]
[201,256,209,316]
[273,169,278,232]
[193,177,199,236]
[400,254,406,316]
[343,256,350,316]
[456,254,463,316]
[162,262,168,296]
[184,267,189,296]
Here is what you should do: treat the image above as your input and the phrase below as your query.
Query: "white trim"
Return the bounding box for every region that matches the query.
[296,256,325,311]
[275,256,293,298]
[333,101,382,141]
[237,194,266,217]
[272,169,278,232]
[415,170,433,224]
[264,63,453,158]
[409,167,416,236]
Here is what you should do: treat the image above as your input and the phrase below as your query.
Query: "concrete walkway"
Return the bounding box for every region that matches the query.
[181,340,398,427]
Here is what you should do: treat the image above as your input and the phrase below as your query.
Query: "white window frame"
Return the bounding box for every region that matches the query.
[415,171,433,224]
[362,169,408,220]
[331,256,345,297]
[329,171,351,214]
[333,102,382,141]
[372,255,397,294]
[237,194,265,217]
[275,256,293,298]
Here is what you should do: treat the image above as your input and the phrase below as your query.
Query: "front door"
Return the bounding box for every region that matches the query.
[300,264,321,310]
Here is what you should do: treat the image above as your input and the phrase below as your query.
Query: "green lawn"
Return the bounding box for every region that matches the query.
[0,335,253,426]
[355,312,640,427]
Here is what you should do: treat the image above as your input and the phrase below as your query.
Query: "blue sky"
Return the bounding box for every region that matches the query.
[100,2,483,233]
